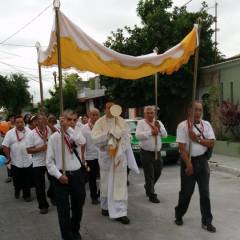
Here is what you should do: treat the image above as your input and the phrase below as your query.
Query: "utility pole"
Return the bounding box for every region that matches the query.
[214,1,218,63]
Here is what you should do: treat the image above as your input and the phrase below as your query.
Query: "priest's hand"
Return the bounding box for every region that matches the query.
[59,175,69,184]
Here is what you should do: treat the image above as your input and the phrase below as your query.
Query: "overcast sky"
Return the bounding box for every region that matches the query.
[0,0,239,103]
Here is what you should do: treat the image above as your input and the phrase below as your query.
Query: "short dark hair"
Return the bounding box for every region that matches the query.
[36,112,46,119]
[15,115,24,120]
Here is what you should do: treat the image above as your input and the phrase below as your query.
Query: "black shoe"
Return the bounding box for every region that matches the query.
[92,199,100,205]
[202,223,216,233]
[73,232,82,240]
[40,208,48,214]
[149,196,160,203]
[23,197,32,202]
[50,198,56,206]
[14,190,20,199]
[116,216,130,225]
[175,217,183,226]
[5,177,12,183]
[101,209,109,216]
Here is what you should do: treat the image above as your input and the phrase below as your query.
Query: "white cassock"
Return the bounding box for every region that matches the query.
[91,115,139,219]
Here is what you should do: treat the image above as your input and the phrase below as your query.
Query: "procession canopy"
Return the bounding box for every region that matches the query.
[38,10,199,79]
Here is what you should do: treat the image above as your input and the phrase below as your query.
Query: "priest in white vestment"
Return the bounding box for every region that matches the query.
[91,102,139,224]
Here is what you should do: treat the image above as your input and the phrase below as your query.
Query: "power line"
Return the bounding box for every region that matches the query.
[0,3,52,44]
[0,61,52,83]
[0,50,21,57]
[0,43,36,48]
[182,0,193,7]
[0,60,53,74]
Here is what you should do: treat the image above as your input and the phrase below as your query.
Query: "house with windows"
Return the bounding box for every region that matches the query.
[198,55,240,157]
[198,55,240,104]
[77,76,106,113]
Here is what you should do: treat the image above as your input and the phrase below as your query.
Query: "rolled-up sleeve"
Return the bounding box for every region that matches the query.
[176,123,187,144]
[159,121,168,138]
[136,121,152,140]
[46,136,62,179]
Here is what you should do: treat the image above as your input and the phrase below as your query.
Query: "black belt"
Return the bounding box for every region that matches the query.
[191,152,207,160]
[140,148,160,153]
[59,169,81,175]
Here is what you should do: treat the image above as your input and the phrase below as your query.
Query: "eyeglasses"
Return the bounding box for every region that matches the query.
[67,118,77,122]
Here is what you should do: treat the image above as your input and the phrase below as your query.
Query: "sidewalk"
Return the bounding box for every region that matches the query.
[209,154,240,176]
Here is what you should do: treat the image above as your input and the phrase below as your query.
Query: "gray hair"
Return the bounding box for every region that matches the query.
[144,106,155,113]
[62,109,74,117]
[88,108,100,115]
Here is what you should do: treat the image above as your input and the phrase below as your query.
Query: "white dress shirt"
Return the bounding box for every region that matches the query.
[81,123,98,160]
[176,120,215,157]
[2,127,32,168]
[136,119,168,152]
[26,127,52,168]
[46,127,86,179]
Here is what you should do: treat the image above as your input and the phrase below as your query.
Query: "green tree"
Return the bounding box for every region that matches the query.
[0,74,31,114]
[101,0,220,132]
[44,73,82,116]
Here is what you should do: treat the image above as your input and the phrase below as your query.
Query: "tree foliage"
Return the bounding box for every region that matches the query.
[101,0,220,132]
[44,73,82,116]
[0,73,31,114]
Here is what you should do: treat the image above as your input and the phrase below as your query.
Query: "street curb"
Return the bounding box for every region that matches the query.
[209,161,240,177]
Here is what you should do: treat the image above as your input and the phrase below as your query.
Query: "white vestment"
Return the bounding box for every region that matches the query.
[91,116,139,219]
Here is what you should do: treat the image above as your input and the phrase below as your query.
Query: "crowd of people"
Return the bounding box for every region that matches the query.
[0,101,216,240]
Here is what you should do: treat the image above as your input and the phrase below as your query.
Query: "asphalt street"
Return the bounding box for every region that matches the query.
[0,161,240,240]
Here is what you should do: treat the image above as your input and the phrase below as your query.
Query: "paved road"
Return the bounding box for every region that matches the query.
[0,163,240,240]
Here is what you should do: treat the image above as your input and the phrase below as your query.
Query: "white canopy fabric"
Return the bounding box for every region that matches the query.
[38,10,198,79]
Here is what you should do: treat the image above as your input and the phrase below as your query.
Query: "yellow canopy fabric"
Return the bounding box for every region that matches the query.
[38,11,198,79]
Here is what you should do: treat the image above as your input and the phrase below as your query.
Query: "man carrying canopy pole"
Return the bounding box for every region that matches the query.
[174,23,217,233]
[45,1,87,240]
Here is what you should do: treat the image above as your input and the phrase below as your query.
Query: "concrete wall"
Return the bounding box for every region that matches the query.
[220,64,240,104]
[214,140,240,158]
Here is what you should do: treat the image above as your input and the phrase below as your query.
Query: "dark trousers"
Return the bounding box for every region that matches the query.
[86,159,100,200]
[47,173,56,203]
[7,167,12,177]
[140,149,163,198]
[33,166,49,209]
[53,169,86,240]
[175,154,213,225]
[11,164,32,198]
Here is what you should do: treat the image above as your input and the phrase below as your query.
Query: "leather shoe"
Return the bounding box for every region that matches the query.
[202,223,216,233]
[116,216,130,225]
[149,196,160,203]
[101,209,109,216]
[40,208,48,214]
[175,217,183,226]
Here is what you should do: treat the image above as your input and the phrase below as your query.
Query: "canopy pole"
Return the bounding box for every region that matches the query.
[54,0,65,175]
[153,47,159,160]
[35,42,44,109]
[188,23,201,162]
